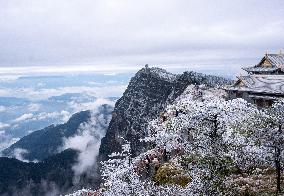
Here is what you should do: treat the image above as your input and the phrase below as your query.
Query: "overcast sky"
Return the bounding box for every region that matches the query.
[0,0,284,75]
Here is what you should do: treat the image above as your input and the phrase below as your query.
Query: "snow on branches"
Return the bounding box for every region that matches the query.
[69,87,284,195]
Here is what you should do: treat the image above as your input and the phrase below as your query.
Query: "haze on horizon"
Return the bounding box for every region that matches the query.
[0,0,284,76]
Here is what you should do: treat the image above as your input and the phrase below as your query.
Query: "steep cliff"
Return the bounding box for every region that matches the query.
[99,67,231,160]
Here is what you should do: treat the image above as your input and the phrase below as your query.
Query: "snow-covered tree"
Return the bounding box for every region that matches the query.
[101,139,151,195]
[270,100,284,193]
[144,94,259,195]
[234,100,284,193]
[77,86,283,196]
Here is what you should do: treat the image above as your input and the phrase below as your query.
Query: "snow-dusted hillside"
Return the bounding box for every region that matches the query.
[69,84,284,195]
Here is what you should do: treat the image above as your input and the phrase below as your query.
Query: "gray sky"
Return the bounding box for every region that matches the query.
[0,0,284,75]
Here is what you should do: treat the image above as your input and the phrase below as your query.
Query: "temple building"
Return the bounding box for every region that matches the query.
[226,52,284,107]
[243,53,284,75]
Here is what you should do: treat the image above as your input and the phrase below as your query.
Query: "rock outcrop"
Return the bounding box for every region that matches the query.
[99,67,231,161]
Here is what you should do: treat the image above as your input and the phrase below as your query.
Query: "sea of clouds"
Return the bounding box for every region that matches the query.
[0,73,130,153]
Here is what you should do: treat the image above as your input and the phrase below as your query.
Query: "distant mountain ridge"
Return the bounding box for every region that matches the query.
[0,104,114,195]
[0,149,79,196]
[0,97,29,106]
[3,104,113,161]
[2,110,91,161]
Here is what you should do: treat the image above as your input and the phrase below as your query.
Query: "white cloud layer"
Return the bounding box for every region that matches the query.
[60,105,112,183]
[12,148,29,162]
[0,122,10,129]
[30,110,70,123]
[0,85,127,100]
[0,106,6,112]
[0,137,20,152]
[13,113,34,122]
[68,98,116,113]
[27,103,41,112]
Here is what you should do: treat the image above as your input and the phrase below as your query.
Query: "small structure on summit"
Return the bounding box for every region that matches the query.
[226,52,284,107]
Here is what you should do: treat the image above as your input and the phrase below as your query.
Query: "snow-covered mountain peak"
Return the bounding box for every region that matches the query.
[141,66,178,82]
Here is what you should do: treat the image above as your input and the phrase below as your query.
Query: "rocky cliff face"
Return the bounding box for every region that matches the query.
[99,67,231,160]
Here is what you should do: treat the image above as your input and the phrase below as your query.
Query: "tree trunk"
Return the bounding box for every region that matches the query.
[275,147,281,193]
[276,123,282,193]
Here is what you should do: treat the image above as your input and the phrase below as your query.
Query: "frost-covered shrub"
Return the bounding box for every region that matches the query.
[154,162,191,187]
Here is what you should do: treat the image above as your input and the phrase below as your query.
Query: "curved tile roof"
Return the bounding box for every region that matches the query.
[228,75,284,94]
[265,54,284,67]
[243,54,284,72]
[243,67,279,73]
